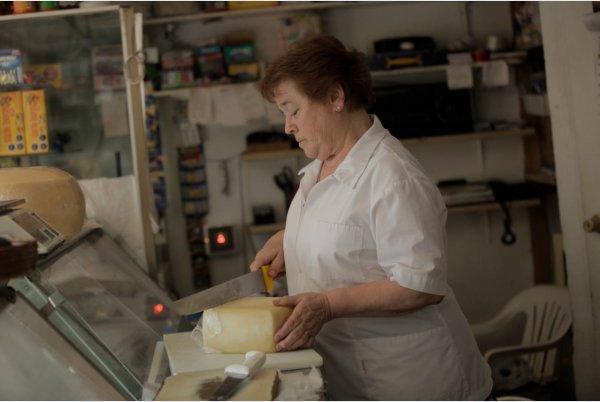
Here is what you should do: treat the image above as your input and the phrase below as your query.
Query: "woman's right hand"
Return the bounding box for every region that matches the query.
[249,229,285,278]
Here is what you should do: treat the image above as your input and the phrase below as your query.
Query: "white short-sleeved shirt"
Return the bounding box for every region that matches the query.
[283,116,492,400]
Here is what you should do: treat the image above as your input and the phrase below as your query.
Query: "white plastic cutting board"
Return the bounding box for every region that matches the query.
[163,331,323,375]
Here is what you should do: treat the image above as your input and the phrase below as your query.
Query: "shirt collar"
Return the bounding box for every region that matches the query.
[298,115,386,189]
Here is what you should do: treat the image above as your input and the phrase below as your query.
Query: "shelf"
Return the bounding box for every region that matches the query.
[248,198,541,233]
[239,129,535,161]
[248,222,285,235]
[242,148,305,161]
[371,59,524,82]
[447,198,541,214]
[0,5,120,22]
[401,128,535,145]
[525,172,556,186]
[151,58,526,99]
[143,1,377,26]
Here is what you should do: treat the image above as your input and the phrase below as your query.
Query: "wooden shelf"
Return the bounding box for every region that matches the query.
[447,198,541,214]
[248,222,285,234]
[144,1,377,26]
[242,148,305,161]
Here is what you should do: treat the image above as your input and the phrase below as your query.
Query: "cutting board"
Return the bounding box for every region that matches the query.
[163,332,323,375]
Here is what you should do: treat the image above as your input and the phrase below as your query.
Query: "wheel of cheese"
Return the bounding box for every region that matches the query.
[202,297,292,353]
[0,167,85,240]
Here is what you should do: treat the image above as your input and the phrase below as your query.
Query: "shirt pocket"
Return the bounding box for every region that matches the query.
[306,220,366,286]
[356,327,470,400]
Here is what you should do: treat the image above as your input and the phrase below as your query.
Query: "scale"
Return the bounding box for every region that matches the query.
[0,199,64,254]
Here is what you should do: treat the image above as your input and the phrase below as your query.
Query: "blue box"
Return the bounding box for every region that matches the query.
[0,49,24,87]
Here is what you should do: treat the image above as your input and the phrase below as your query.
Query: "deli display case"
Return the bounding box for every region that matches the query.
[1,221,184,400]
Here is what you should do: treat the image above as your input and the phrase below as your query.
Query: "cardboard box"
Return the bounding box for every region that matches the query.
[0,50,24,87]
[91,45,125,92]
[0,91,26,156]
[22,89,49,154]
[24,64,63,88]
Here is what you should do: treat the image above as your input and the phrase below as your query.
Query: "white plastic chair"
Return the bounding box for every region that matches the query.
[471,285,572,392]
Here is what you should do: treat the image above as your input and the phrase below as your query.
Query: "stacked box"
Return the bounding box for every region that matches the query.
[194,44,226,82]
[22,89,49,154]
[0,91,26,156]
[161,50,195,89]
[223,43,259,81]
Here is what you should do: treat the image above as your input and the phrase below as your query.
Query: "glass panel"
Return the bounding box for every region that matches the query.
[0,294,125,400]
[0,9,133,178]
[35,229,180,387]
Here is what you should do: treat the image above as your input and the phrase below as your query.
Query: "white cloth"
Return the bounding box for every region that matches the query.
[187,82,280,126]
[283,116,492,400]
[78,175,148,271]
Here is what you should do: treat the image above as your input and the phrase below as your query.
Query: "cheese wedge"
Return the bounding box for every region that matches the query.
[202,297,292,353]
[155,367,279,401]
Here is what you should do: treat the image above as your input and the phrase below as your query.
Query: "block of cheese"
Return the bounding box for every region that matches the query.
[202,297,292,353]
[0,167,85,240]
[155,367,279,401]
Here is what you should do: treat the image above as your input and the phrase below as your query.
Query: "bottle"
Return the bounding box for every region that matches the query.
[12,1,35,14]
[39,1,59,11]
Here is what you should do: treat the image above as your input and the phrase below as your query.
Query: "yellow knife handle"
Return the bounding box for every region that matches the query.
[260,265,274,293]
[260,265,286,293]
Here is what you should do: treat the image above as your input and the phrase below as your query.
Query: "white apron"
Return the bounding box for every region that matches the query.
[283,117,492,400]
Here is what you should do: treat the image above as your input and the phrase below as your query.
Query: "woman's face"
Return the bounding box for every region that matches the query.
[273,80,340,161]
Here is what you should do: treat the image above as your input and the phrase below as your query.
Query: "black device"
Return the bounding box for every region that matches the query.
[374,36,436,53]
[371,83,473,138]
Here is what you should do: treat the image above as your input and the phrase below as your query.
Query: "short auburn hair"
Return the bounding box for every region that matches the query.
[260,33,373,111]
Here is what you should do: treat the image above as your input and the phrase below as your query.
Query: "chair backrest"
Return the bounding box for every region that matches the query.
[502,285,572,381]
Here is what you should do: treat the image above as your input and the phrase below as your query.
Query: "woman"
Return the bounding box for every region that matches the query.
[250,34,492,400]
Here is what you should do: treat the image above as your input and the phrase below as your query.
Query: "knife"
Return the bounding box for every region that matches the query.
[210,351,266,401]
[173,265,281,314]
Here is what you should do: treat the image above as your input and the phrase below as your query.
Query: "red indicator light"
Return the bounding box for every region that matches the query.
[153,303,164,315]
[216,232,227,245]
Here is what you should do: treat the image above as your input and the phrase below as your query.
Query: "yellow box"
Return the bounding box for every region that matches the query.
[22,89,49,154]
[24,64,63,89]
[0,91,27,156]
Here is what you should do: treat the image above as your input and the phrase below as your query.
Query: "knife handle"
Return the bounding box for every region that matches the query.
[260,264,286,293]
[260,265,274,293]
[224,351,266,379]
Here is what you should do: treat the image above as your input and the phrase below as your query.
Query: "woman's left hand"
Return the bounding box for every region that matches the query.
[272,293,332,351]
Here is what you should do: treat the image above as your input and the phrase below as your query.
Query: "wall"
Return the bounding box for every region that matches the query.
[149,1,535,322]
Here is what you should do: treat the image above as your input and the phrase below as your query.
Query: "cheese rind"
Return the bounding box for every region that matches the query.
[0,167,85,240]
[202,297,292,353]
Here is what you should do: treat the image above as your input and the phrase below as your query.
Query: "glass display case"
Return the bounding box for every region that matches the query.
[1,222,184,400]
[0,6,156,273]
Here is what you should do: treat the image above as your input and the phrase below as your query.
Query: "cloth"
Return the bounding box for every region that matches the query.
[283,116,492,400]
[187,82,283,126]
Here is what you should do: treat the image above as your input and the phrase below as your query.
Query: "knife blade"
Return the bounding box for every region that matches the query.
[172,265,276,314]
[210,351,266,401]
